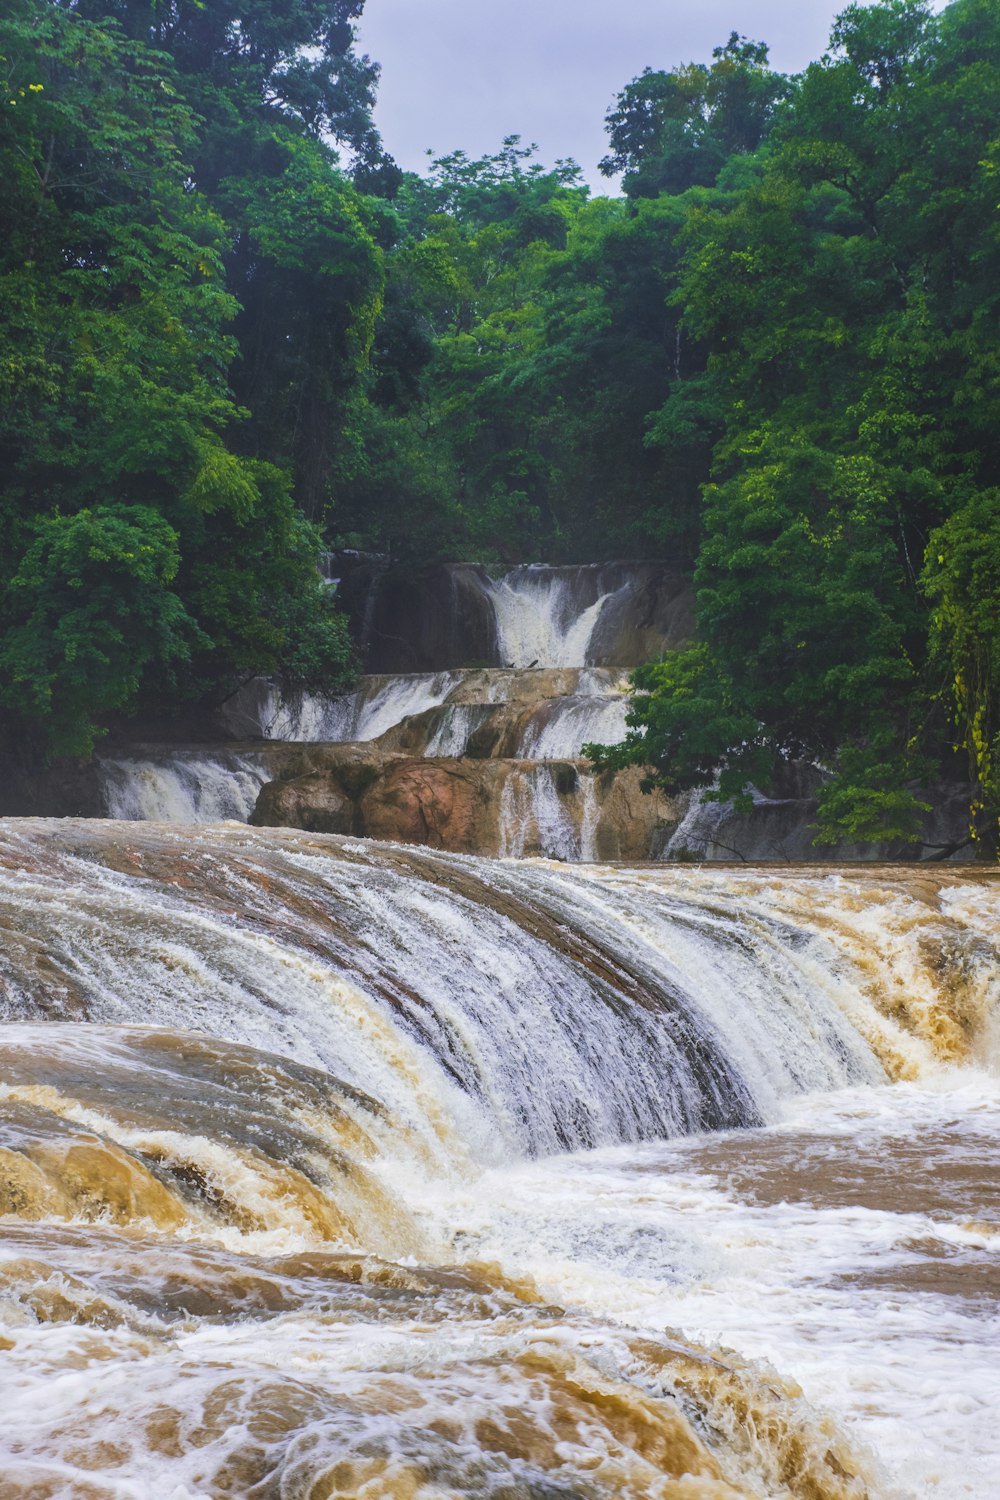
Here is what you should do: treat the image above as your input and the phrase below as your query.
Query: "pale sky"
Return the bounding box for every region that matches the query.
[356,0,946,189]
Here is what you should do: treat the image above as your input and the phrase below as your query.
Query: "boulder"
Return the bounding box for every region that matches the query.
[360,760,485,850]
[252,772,354,835]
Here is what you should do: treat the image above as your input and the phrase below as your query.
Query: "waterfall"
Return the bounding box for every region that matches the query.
[423,702,491,757]
[341,558,691,674]
[93,565,667,843]
[497,766,594,863]
[224,666,630,758]
[5,822,993,1159]
[517,692,630,759]
[224,671,468,743]
[1,820,997,1499]
[98,750,270,822]
[489,573,613,667]
[579,770,600,862]
[89,560,964,862]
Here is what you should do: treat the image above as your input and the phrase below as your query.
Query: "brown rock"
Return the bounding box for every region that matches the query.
[247,751,678,861]
[251,773,354,835]
[359,761,483,851]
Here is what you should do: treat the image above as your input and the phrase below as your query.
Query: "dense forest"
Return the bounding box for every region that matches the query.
[2,0,1000,849]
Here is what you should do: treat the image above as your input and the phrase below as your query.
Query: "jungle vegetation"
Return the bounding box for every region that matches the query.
[2,0,999,847]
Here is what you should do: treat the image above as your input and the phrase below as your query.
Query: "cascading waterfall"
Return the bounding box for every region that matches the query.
[5,570,997,1498]
[517,692,631,760]
[1,819,998,1497]
[225,671,469,744]
[497,765,604,864]
[423,701,493,757]
[94,566,657,845]
[228,665,631,760]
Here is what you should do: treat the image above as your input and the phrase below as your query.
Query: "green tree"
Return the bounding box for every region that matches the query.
[0,506,198,756]
[65,0,385,171]
[0,1,356,754]
[591,0,1000,848]
[925,491,1000,854]
[601,35,789,198]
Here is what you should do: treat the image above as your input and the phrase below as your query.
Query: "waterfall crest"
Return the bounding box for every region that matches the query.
[4,822,996,1162]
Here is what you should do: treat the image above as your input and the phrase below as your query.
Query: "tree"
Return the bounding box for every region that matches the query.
[600,35,789,198]
[925,491,1000,854]
[220,135,384,519]
[591,0,1000,848]
[62,0,393,525]
[0,1,356,754]
[64,0,385,171]
[0,506,198,756]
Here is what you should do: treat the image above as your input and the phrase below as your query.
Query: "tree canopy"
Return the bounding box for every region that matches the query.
[3,0,1000,853]
[0,0,376,753]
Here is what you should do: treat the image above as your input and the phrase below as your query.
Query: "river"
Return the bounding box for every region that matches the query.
[0,820,997,1498]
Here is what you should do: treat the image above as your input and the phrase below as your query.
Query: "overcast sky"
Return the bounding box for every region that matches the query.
[355,1,941,189]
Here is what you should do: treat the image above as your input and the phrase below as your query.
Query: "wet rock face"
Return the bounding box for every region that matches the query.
[0,750,104,819]
[360,761,484,850]
[339,562,501,673]
[583,564,695,668]
[657,766,976,864]
[253,773,354,835]
[250,751,674,860]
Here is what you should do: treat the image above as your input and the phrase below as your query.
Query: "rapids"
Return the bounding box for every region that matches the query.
[0,819,998,1497]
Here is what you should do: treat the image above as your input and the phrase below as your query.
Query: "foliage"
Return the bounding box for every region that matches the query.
[925,490,1000,853]
[586,643,768,803]
[600,34,790,198]
[0,0,364,754]
[590,0,1000,847]
[0,506,198,756]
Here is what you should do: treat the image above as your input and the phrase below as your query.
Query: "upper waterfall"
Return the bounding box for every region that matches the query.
[89,550,968,861]
[91,563,689,847]
[483,564,652,669]
[335,558,694,674]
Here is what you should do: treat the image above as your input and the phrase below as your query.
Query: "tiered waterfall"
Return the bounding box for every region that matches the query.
[1,560,998,1500]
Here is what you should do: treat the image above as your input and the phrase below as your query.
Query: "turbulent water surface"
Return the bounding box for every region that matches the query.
[0,820,997,1498]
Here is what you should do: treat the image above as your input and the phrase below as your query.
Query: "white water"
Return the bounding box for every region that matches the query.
[5,827,995,1159]
[4,824,870,1160]
[1,826,998,1496]
[248,671,467,742]
[497,766,596,861]
[423,702,491,756]
[420,1076,1000,1499]
[519,692,630,759]
[98,751,270,822]
[488,566,616,668]
[240,667,629,750]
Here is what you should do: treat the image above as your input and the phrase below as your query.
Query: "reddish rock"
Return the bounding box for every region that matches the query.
[360,761,483,851]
